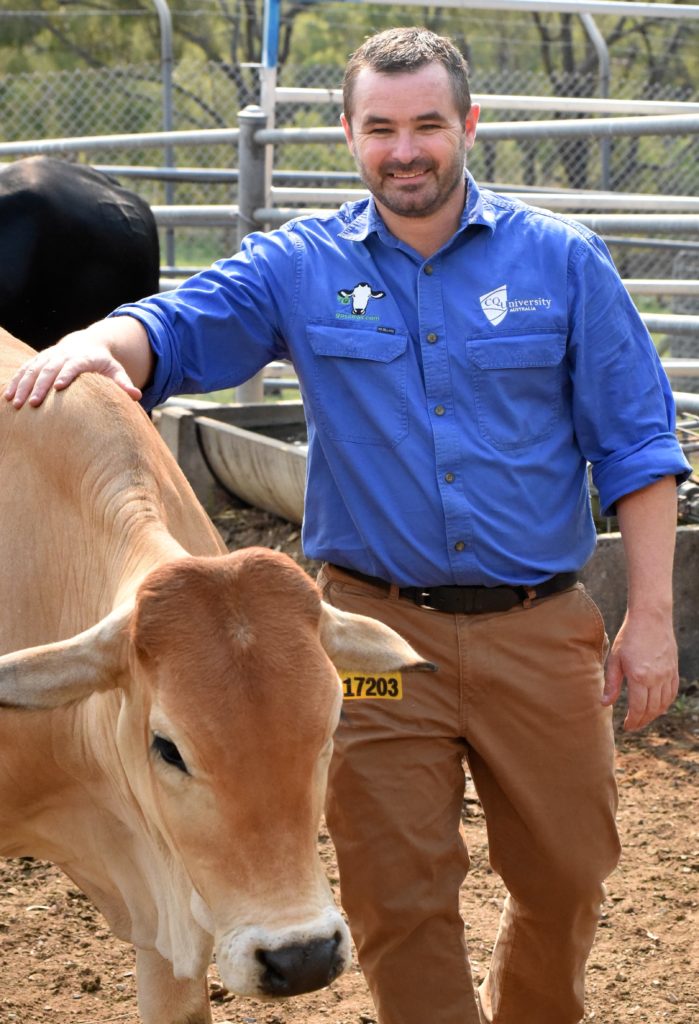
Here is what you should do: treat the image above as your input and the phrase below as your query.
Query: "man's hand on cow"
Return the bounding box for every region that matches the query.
[3,321,146,409]
[602,608,679,731]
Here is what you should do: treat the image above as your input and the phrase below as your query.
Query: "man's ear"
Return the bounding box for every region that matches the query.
[340,112,354,153]
[464,103,480,151]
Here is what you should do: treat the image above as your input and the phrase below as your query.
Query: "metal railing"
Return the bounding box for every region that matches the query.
[2,108,695,397]
[327,0,699,16]
[275,87,699,117]
[2,111,697,161]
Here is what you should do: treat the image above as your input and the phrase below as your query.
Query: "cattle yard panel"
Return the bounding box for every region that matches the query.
[2,106,697,396]
[2,0,698,377]
[3,0,698,214]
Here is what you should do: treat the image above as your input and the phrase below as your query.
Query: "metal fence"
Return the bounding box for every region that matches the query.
[2,3,697,195]
[7,109,696,399]
[3,58,698,272]
[4,55,697,194]
[1,3,697,340]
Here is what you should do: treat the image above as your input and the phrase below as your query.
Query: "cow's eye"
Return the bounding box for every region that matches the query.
[152,733,189,774]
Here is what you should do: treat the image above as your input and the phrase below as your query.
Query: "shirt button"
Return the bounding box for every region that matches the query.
[426,332,438,343]
[434,404,446,416]
[444,472,455,483]
[454,541,466,552]
[424,264,434,275]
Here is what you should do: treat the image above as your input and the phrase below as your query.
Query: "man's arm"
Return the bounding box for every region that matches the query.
[3,315,154,409]
[602,475,679,731]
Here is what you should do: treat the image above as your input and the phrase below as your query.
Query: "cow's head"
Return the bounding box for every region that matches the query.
[0,547,432,999]
[337,282,386,316]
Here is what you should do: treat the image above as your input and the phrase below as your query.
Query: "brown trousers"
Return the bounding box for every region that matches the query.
[319,565,620,1024]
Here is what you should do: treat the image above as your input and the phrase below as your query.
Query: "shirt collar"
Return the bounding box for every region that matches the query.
[337,171,497,245]
[461,171,497,232]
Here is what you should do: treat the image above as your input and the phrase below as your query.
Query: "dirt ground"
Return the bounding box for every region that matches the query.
[1,504,697,1024]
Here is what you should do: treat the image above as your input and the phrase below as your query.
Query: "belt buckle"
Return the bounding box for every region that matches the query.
[420,588,478,614]
[416,589,436,610]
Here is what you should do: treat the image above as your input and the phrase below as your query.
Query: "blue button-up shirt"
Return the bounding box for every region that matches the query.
[114,174,690,587]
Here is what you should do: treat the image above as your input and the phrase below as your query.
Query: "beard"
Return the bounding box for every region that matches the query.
[354,141,467,219]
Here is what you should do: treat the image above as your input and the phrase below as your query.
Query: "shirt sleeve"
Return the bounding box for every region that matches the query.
[108,228,297,411]
[566,234,691,517]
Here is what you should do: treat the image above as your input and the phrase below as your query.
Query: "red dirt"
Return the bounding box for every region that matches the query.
[1,505,697,1024]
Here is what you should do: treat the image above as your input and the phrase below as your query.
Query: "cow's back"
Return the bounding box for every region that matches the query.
[0,156,160,349]
[0,328,224,651]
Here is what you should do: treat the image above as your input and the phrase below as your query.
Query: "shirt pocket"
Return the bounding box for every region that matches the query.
[307,324,409,446]
[467,332,567,451]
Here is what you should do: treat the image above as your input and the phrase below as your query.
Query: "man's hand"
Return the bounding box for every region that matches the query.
[604,476,681,731]
[4,329,141,409]
[603,608,679,731]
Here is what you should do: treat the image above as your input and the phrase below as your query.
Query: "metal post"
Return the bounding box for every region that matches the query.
[579,13,611,189]
[261,0,281,206]
[236,105,268,402]
[237,105,267,244]
[152,0,176,267]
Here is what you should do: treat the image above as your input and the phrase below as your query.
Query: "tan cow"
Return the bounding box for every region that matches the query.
[0,329,430,1024]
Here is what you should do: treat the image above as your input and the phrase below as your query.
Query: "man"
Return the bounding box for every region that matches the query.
[5,27,690,1024]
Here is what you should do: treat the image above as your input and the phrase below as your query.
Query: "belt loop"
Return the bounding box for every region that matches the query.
[522,585,537,609]
[389,583,400,600]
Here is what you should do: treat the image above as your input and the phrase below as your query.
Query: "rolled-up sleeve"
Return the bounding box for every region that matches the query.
[567,235,691,516]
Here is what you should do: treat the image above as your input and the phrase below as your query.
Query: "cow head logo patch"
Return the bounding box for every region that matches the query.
[338,282,386,316]
[480,285,508,326]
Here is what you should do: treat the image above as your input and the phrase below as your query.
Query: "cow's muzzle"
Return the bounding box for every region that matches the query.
[214,906,351,997]
[256,930,345,996]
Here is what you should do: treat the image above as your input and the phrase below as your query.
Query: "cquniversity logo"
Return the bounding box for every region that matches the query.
[479,285,553,325]
[479,285,508,326]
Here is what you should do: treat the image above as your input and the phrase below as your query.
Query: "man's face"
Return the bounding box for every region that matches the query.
[342,62,479,220]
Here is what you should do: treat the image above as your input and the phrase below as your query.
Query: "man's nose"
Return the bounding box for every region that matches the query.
[391,130,420,164]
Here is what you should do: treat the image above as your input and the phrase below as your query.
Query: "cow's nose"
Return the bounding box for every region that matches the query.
[256,931,345,996]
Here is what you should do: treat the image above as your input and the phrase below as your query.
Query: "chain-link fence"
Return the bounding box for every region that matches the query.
[1,4,697,284]
[667,251,699,390]
[0,58,244,264]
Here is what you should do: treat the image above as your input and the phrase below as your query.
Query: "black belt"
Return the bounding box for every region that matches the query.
[329,565,578,615]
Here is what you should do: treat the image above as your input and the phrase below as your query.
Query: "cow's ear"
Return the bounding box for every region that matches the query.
[318,601,436,673]
[0,601,134,709]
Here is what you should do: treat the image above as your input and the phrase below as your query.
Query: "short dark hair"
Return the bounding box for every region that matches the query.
[343,27,472,122]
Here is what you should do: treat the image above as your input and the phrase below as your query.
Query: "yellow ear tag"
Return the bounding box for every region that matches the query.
[338,671,403,700]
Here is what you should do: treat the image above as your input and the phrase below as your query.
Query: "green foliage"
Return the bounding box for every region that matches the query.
[0,1,161,71]
[2,1,696,99]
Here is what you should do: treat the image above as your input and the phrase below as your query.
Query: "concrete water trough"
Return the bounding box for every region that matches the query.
[155,398,307,524]
[155,397,699,681]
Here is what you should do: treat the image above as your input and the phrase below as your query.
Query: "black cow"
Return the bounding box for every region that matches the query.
[0,156,159,349]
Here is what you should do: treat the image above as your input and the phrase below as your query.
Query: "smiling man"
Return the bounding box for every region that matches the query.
[341,56,477,235]
[4,27,690,1024]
